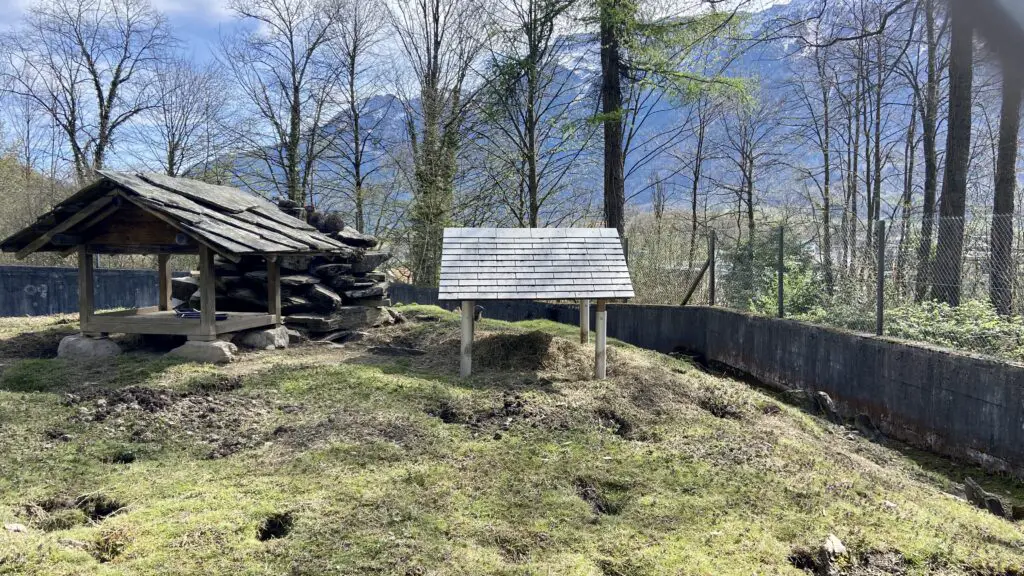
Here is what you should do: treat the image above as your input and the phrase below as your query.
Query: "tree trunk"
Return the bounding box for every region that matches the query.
[915,0,940,302]
[990,67,1021,315]
[932,0,973,306]
[600,0,625,235]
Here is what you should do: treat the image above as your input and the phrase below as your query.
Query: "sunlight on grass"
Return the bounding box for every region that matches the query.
[0,305,1020,575]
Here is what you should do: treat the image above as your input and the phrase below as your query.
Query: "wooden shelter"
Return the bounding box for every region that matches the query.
[438,227,634,379]
[0,171,346,341]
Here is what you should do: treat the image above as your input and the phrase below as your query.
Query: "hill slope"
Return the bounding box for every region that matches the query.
[0,307,1022,574]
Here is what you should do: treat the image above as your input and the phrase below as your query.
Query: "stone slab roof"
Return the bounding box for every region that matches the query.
[1,171,346,258]
[438,228,634,301]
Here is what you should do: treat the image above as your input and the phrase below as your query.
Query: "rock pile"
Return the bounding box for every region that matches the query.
[172,202,398,338]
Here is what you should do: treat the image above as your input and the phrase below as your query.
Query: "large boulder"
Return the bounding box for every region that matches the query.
[57,335,122,360]
[335,226,378,248]
[167,340,237,364]
[233,326,289,350]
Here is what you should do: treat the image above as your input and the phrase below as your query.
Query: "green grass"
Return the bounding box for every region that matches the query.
[0,305,1021,575]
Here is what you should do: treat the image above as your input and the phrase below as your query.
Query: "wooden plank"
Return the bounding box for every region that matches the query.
[122,196,243,262]
[87,203,185,247]
[84,244,198,255]
[267,256,282,326]
[595,299,607,380]
[250,205,317,232]
[158,206,293,253]
[460,300,474,378]
[198,245,217,338]
[88,311,274,336]
[230,209,345,250]
[194,208,308,250]
[17,194,115,259]
[158,255,172,311]
[215,313,276,335]
[580,299,590,344]
[138,172,262,213]
[78,246,95,331]
[89,314,200,336]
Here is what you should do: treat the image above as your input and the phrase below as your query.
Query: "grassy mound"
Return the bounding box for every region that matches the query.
[0,304,1021,575]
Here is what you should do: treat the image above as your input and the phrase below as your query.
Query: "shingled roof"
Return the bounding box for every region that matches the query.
[438,228,634,301]
[1,171,346,259]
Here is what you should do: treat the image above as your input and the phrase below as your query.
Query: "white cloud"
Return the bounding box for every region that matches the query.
[151,0,234,22]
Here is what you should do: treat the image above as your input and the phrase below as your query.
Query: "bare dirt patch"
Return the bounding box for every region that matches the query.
[64,382,275,459]
[21,493,126,532]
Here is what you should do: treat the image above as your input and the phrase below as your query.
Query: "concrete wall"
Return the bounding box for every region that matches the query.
[0,265,187,317]
[390,283,1024,476]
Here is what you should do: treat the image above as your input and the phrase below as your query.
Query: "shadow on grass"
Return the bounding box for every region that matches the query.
[0,324,77,360]
[0,354,189,394]
[698,359,1024,506]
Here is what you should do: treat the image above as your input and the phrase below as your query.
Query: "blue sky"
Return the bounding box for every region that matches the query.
[0,0,237,63]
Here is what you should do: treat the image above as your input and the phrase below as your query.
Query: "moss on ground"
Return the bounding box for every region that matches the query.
[0,305,1021,575]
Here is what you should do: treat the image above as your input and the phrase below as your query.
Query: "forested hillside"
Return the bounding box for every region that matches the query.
[1,0,1021,315]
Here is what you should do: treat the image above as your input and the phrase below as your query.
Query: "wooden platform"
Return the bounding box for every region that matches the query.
[85,307,276,338]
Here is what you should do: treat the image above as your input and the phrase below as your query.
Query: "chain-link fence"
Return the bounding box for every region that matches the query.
[626,213,1024,364]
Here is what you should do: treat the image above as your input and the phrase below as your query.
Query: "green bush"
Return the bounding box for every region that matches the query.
[884,300,1024,360]
[798,299,1024,362]
[720,232,824,316]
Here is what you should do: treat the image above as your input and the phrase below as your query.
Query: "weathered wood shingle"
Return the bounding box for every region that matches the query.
[0,171,347,258]
[438,228,634,301]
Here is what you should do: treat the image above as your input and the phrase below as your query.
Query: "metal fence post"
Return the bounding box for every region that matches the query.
[876,220,886,336]
[777,226,785,318]
[708,230,717,306]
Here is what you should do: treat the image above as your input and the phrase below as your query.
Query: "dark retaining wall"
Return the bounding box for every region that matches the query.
[390,283,1024,476]
[0,265,188,317]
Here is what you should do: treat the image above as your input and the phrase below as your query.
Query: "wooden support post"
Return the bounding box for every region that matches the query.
[267,255,282,326]
[460,300,475,377]
[197,245,217,341]
[708,230,717,306]
[579,298,590,344]
[595,299,607,380]
[78,246,95,333]
[158,254,172,311]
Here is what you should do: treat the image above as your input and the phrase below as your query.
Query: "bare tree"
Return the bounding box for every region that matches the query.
[989,64,1021,315]
[222,0,343,206]
[716,95,785,242]
[322,0,391,232]
[389,0,489,286]
[478,0,597,229]
[0,0,173,182]
[129,58,231,177]
[932,0,973,305]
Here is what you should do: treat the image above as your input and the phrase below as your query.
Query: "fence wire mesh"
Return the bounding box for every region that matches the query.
[626,213,1024,364]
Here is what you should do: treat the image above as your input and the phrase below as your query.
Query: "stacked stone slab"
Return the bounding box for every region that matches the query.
[173,203,396,337]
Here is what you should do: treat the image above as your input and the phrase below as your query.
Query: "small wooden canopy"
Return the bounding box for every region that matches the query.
[0,170,345,260]
[438,227,634,301]
[438,227,634,381]
[0,171,346,342]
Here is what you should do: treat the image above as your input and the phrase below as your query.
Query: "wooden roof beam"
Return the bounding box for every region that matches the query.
[15,193,118,259]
